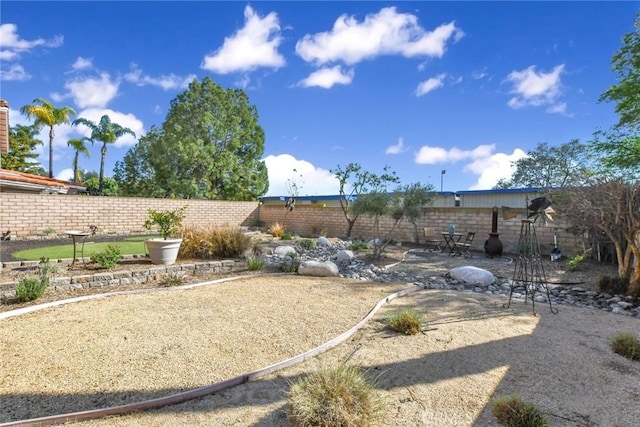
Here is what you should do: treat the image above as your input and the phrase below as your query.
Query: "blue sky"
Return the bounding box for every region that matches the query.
[1,1,637,196]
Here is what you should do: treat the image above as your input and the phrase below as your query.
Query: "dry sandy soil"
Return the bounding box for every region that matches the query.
[1,241,638,426]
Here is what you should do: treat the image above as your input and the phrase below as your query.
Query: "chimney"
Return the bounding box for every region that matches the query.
[0,100,9,154]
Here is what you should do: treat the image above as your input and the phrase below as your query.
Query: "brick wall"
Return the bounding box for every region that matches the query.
[259,205,582,256]
[0,193,583,256]
[0,193,260,239]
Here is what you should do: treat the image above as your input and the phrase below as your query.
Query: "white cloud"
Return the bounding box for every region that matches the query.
[297,66,354,89]
[72,56,93,70]
[385,137,409,154]
[56,168,74,181]
[415,144,496,164]
[0,23,63,58]
[0,64,31,81]
[263,154,339,196]
[466,149,527,190]
[505,64,565,113]
[201,5,285,74]
[60,72,120,108]
[472,67,489,80]
[415,73,445,97]
[414,143,527,189]
[73,108,144,147]
[295,7,463,65]
[124,64,196,90]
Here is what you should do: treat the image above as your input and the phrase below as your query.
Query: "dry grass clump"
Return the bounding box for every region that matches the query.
[386,308,423,335]
[610,332,640,361]
[597,275,630,295]
[491,395,548,427]
[268,222,286,238]
[179,225,251,259]
[288,364,383,427]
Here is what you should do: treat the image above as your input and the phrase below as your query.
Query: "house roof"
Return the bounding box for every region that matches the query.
[0,168,87,194]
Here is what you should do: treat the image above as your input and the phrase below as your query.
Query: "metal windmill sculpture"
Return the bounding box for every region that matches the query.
[503,197,558,315]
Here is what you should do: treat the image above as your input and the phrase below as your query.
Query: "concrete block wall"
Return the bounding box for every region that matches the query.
[0,193,260,239]
[259,205,582,256]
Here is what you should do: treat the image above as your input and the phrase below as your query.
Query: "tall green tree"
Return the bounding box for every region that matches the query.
[73,115,135,195]
[2,124,43,174]
[113,129,163,197]
[119,77,268,199]
[494,139,594,189]
[20,98,76,178]
[67,137,91,183]
[331,163,400,237]
[599,13,640,130]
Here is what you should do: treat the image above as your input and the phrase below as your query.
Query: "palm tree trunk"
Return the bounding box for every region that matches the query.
[99,143,107,195]
[48,126,55,178]
[73,152,79,183]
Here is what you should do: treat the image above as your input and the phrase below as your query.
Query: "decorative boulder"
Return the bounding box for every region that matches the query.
[298,260,339,277]
[275,245,297,257]
[448,266,496,286]
[317,236,332,247]
[334,249,355,263]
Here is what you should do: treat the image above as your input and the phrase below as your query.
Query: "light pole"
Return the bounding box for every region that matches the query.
[440,169,446,192]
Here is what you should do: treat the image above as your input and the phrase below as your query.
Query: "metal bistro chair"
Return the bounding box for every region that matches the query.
[423,227,442,252]
[453,231,475,257]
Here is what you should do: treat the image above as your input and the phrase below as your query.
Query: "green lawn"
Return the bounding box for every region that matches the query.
[12,236,152,261]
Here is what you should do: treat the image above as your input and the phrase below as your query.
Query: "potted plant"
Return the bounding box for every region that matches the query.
[143,206,186,265]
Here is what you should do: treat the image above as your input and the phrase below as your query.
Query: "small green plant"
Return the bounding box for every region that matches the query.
[268,222,286,238]
[144,206,187,239]
[90,244,122,269]
[349,241,369,251]
[567,248,592,272]
[159,274,185,287]
[287,363,383,427]
[610,332,640,361]
[280,231,294,240]
[280,252,300,273]
[297,239,316,250]
[15,276,49,302]
[386,308,423,335]
[43,227,57,236]
[15,258,55,302]
[491,395,548,427]
[246,255,265,271]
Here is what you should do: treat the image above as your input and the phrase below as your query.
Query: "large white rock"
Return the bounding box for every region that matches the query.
[317,236,332,247]
[274,245,297,257]
[448,266,496,286]
[298,260,339,277]
[334,249,355,263]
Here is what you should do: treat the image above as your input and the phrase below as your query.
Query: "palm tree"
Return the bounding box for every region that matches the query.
[67,137,91,183]
[20,98,77,178]
[73,115,135,194]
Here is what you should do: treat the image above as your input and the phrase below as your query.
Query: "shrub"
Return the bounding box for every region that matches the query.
[297,239,316,250]
[180,226,251,259]
[610,332,640,361]
[143,206,186,239]
[15,276,49,302]
[491,395,548,427]
[386,308,423,335]
[90,244,122,269]
[159,274,185,287]
[280,231,294,240]
[288,364,383,427]
[349,241,369,251]
[15,257,58,302]
[597,275,629,295]
[281,252,300,273]
[246,255,265,271]
[268,222,286,238]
